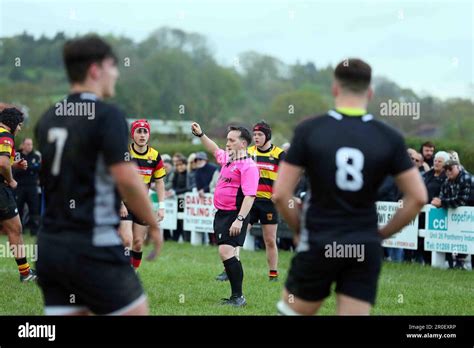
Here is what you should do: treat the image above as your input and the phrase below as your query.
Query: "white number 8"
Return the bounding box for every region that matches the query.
[336,147,364,191]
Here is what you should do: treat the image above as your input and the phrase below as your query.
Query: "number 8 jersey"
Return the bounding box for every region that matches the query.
[285,109,413,244]
[36,93,129,245]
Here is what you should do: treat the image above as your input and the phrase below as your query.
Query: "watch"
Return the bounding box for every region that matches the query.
[237,215,245,222]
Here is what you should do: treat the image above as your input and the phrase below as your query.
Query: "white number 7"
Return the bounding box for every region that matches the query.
[47,128,68,176]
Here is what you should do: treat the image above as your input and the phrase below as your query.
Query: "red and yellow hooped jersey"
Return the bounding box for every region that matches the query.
[0,126,15,164]
[129,144,166,185]
[247,144,285,199]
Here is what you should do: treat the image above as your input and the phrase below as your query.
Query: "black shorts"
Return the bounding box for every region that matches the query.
[213,210,249,247]
[249,199,278,225]
[121,204,148,226]
[0,185,18,221]
[285,241,383,305]
[37,232,145,315]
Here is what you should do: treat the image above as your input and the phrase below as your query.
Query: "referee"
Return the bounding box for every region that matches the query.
[191,122,259,307]
[273,58,427,315]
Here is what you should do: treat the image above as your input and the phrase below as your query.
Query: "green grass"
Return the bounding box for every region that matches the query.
[0,235,473,315]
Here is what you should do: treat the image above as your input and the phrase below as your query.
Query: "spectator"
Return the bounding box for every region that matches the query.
[187,153,197,191]
[377,176,403,262]
[194,152,218,196]
[161,154,174,241]
[431,159,473,269]
[162,154,175,193]
[13,138,41,236]
[170,157,191,242]
[194,151,218,245]
[408,149,428,174]
[420,141,435,168]
[417,151,450,264]
[423,151,450,202]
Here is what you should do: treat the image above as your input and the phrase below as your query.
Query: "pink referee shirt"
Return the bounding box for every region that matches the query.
[213,149,259,211]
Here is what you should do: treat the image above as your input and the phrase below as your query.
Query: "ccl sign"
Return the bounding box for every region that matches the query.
[428,207,448,231]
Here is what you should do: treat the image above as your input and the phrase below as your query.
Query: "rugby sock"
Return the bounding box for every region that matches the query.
[223,256,243,297]
[131,250,143,269]
[15,257,30,276]
[269,270,278,278]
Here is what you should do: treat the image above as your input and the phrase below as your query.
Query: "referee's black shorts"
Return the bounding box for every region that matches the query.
[285,239,383,305]
[213,209,249,247]
[0,185,19,221]
[37,232,145,315]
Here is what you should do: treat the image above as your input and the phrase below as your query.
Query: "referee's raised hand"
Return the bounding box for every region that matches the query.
[191,122,203,136]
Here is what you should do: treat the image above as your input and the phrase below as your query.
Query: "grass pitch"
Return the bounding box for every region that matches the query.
[0,235,472,315]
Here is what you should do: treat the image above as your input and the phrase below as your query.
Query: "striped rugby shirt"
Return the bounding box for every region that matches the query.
[128,143,166,185]
[247,144,285,200]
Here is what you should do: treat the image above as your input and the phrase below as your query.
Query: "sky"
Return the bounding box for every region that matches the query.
[1,0,472,100]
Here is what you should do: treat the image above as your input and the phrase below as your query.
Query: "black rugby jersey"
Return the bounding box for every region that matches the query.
[285,108,413,244]
[35,92,129,246]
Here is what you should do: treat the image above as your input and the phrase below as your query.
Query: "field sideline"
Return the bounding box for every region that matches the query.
[0,235,472,315]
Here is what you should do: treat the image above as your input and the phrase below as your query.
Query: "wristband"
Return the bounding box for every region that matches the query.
[158,202,165,209]
[192,129,204,137]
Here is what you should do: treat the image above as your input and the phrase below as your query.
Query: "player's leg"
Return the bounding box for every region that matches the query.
[262,223,278,280]
[336,294,371,315]
[218,244,245,306]
[260,200,279,280]
[277,287,324,315]
[334,241,382,315]
[131,223,148,269]
[214,210,247,306]
[118,220,133,249]
[2,214,36,281]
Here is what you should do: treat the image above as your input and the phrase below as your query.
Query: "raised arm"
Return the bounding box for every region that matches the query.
[191,122,219,154]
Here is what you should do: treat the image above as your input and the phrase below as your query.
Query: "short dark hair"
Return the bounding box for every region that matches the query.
[63,35,118,83]
[334,58,372,93]
[421,141,435,150]
[228,126,252,146]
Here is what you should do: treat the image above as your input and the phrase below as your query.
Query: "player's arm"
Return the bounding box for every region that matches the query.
[273,161,303,234]
[379,167,427,239]
[191,122,219,153]
[0,155,14,185]
[110,162,158,228]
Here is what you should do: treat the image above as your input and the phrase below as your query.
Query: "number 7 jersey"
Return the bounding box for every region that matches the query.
[35,93,129,244]
[284,109,413,244]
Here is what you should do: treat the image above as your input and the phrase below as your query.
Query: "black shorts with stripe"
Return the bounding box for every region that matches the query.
[37,232,145,315]
[213,209,249,247]
[249,199,278,225]
[120,204,148,226]
[285,240,383,305]
[0,185,18,221]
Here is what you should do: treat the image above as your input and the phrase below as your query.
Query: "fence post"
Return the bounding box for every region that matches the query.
[191,230,203,246]
[243,231,255,251]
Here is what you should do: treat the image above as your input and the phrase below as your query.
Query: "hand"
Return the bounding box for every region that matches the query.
[431,197,442,207]
[8,179,17,190]
[13,159,27,170]
[293,233,300,247]
[229,219,243,236]
[119,204,128,218]
[148,224,163,259]
[157,208,165,222]
[191,122,203,136]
